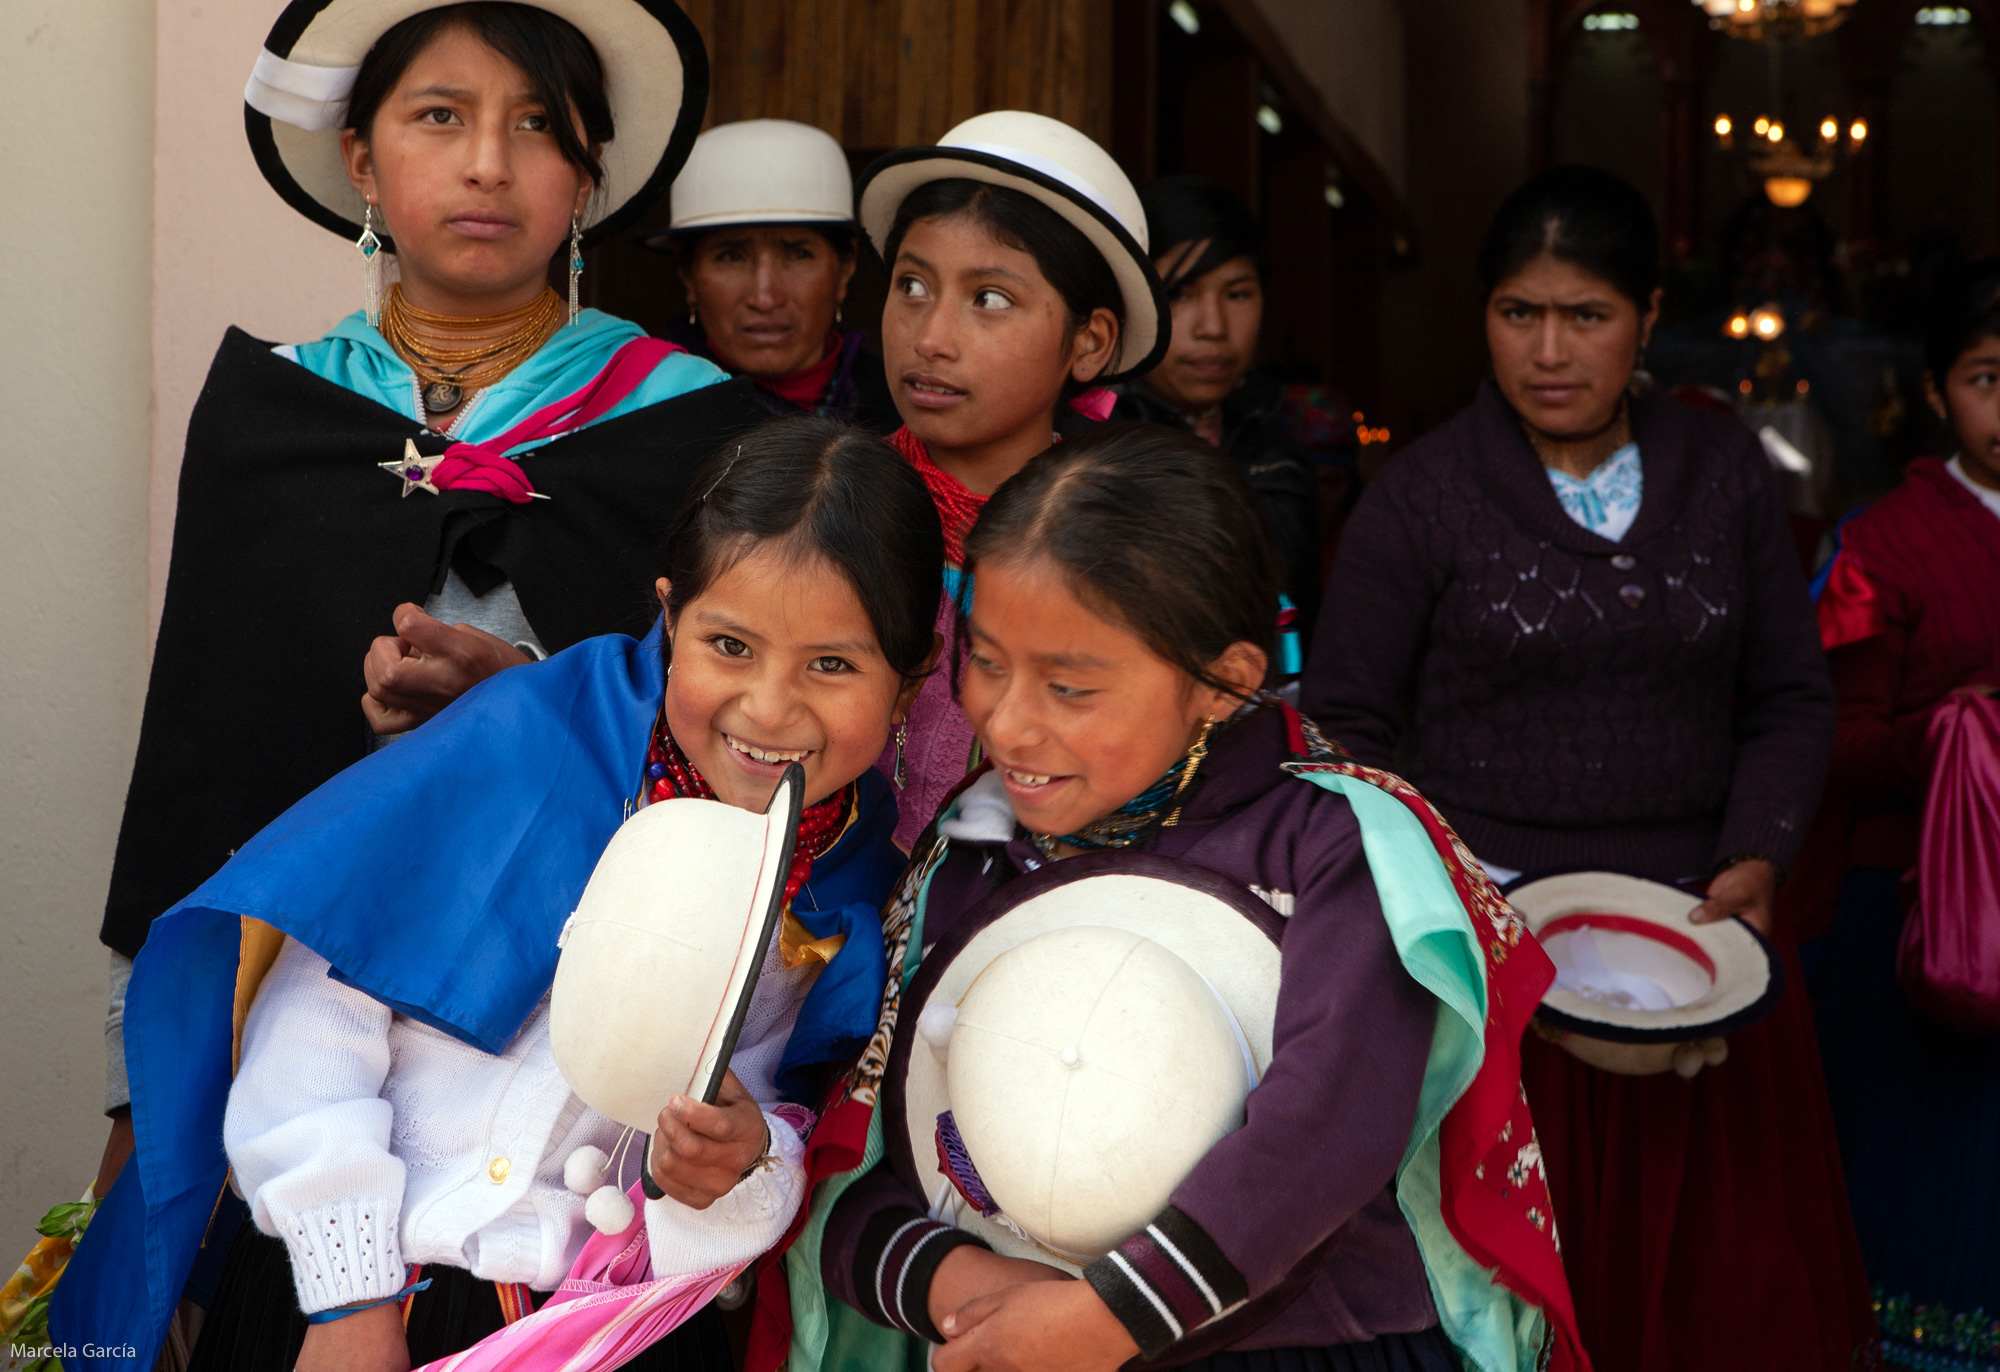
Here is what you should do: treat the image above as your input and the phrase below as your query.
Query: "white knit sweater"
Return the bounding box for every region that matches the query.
[227,936,818,1314]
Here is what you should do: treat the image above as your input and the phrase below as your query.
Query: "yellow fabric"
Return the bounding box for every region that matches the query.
[233,917,288,1073]
[779,909,846,969]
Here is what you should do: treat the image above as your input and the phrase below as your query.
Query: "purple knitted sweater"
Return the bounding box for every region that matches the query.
[1300,384,1834,883]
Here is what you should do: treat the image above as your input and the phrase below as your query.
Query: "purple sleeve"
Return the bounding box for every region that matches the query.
[1717,443,1837,874]
[820,1166,990,1342]
[1081,795,1435,1357]
[1298,467,1434,768]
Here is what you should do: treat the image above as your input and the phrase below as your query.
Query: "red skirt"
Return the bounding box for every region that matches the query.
[1520,937,1878,1372]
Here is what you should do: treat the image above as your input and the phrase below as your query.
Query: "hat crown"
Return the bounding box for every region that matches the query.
[671,118,855,230]
[936,111,1148,251]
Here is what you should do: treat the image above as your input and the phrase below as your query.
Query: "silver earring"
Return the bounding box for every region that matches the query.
[688,303,697,327]
[835,303,843,324]
[567,215,584,326]
[357,203,384,327]
[892,722,908,790]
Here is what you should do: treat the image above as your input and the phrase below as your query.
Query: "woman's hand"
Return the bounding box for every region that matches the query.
[933,1276,1139,1372]
[649,1070,769,1209]
[1691,856,1779,936]
[294,1301,410,1372]
[360,603,531,734]
[926,1246,1071,1334]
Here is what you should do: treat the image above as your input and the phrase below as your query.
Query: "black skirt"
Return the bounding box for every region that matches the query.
[186,1222,734,1372]
[1172,1330,1461,1372]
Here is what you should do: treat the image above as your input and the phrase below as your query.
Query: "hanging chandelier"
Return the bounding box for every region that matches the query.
[1692,0,1860,40]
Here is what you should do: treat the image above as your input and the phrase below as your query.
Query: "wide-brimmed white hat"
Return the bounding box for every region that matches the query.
[885,852,1280,1271]
[549,763,803,1131]
[243,0,707,249]
[1508,870,1785,1077]
[856,111,1169,381]
[662,118,854,234]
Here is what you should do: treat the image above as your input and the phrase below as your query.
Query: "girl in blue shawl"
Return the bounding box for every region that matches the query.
[55,419,943,1372]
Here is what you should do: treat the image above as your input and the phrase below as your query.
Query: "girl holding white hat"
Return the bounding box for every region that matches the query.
[788,424,1588,1372]
[95,0,775,1218]
[849,111,1171,848]
[57,420,943,1372]
[638,119,899,430]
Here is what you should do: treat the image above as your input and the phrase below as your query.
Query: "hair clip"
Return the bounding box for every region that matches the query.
[700,446,742,504]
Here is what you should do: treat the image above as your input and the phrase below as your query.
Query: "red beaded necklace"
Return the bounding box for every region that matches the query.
[644,710,853,910]
[889,425,986,565]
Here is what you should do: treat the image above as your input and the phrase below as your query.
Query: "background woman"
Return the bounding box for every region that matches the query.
[94,0,761,1251]
[641,118,899,430]
[851,111,1170,847]
[1301,166,1871,1370]
[1808,261,2000,1362]
[1114,174,1322,645]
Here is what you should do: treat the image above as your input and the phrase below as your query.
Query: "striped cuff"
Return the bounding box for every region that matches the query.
[1082,1207,1247,1359]
[855,1211,988,1344]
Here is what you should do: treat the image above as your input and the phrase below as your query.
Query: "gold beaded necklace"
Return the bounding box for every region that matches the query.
[378,283,566,416]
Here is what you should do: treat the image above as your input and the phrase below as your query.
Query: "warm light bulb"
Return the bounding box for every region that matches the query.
[1820,117,1838,141]
[1754,116,1770,135]
[1850,118,1868,143]
[1763,176,1812,208]
[1749,305,1787,338]
[1737,0,1755,12]
[1715,114,1733,136]
[1766,121,1785,143]
[1726,313,1752,340]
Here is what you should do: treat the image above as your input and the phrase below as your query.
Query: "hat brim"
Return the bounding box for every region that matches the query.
[631,215,856,253]
[1506,869,1786,1045]
[884,850,1280,1270]
[856,147,1169,382]
[246,0,708,251]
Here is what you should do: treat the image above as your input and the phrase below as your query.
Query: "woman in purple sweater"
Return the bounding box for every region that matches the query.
[1301,166,1871,1370]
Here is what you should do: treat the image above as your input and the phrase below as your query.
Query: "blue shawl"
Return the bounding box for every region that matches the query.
[53,622,903,1371]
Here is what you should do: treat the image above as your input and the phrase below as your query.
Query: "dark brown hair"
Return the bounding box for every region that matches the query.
[662,417,943,681]
[963,422,1278,696]
[345,2,614,188]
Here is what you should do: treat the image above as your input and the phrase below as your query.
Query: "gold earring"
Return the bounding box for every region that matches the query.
[1161,717,1217,829]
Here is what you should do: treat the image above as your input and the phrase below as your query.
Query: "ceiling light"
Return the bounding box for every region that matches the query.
[1168,1,1200,35]
[1256,104,1283,136]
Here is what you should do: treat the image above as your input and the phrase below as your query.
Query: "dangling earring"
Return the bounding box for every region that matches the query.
[835,303,843,324]
[892,722,908,790]
[357,202,384,328]
[567,215,584,327]
[688,303,698,327]
[1161,717,1217,829]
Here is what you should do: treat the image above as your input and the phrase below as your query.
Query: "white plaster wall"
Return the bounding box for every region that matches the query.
[149,0,355,636]
[0,0,157,1247]
[1253,0,1408,195]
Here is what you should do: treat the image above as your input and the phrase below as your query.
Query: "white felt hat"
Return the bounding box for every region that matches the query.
[885,852,1280,1271]
[549,763,803,1131]
[856,111,1169,381]
[667,119,855,232]
[243,0,707,249]
[1508,870,1785,1077]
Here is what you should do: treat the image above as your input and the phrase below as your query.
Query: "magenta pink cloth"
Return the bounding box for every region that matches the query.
[1069,385,1117,422]
[1898,689,2000,1033]
[430,338,687,504]
[412,1179,737,1372]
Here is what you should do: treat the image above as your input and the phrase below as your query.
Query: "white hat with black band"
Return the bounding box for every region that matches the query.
[856,111,1170,382]
[243,0,707,249]
[1507,869,1787,1077]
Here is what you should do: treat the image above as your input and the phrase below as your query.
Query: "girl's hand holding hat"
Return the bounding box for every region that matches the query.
[648,1069,771,1209]
[1691,856,1778,936]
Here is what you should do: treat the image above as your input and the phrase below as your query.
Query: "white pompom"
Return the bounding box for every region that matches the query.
[564,1145,610,1196]
[917,1003,958,1064]
[585,1183,635,1235]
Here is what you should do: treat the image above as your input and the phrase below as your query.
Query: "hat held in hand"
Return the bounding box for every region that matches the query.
[888,853,1281,1271]
[1509,870,1785,1078]
[550,762,804,1132]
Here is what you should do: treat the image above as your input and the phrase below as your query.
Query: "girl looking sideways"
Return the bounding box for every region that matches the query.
[795,424,1586,1372]
[852,112,1172,846]
[56,421,941,1372]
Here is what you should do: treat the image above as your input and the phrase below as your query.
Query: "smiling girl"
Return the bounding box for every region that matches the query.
[796,424,1585,1372]
[57,421,941,1372]
[850,113,1171,846]
[97,0,768,1226]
